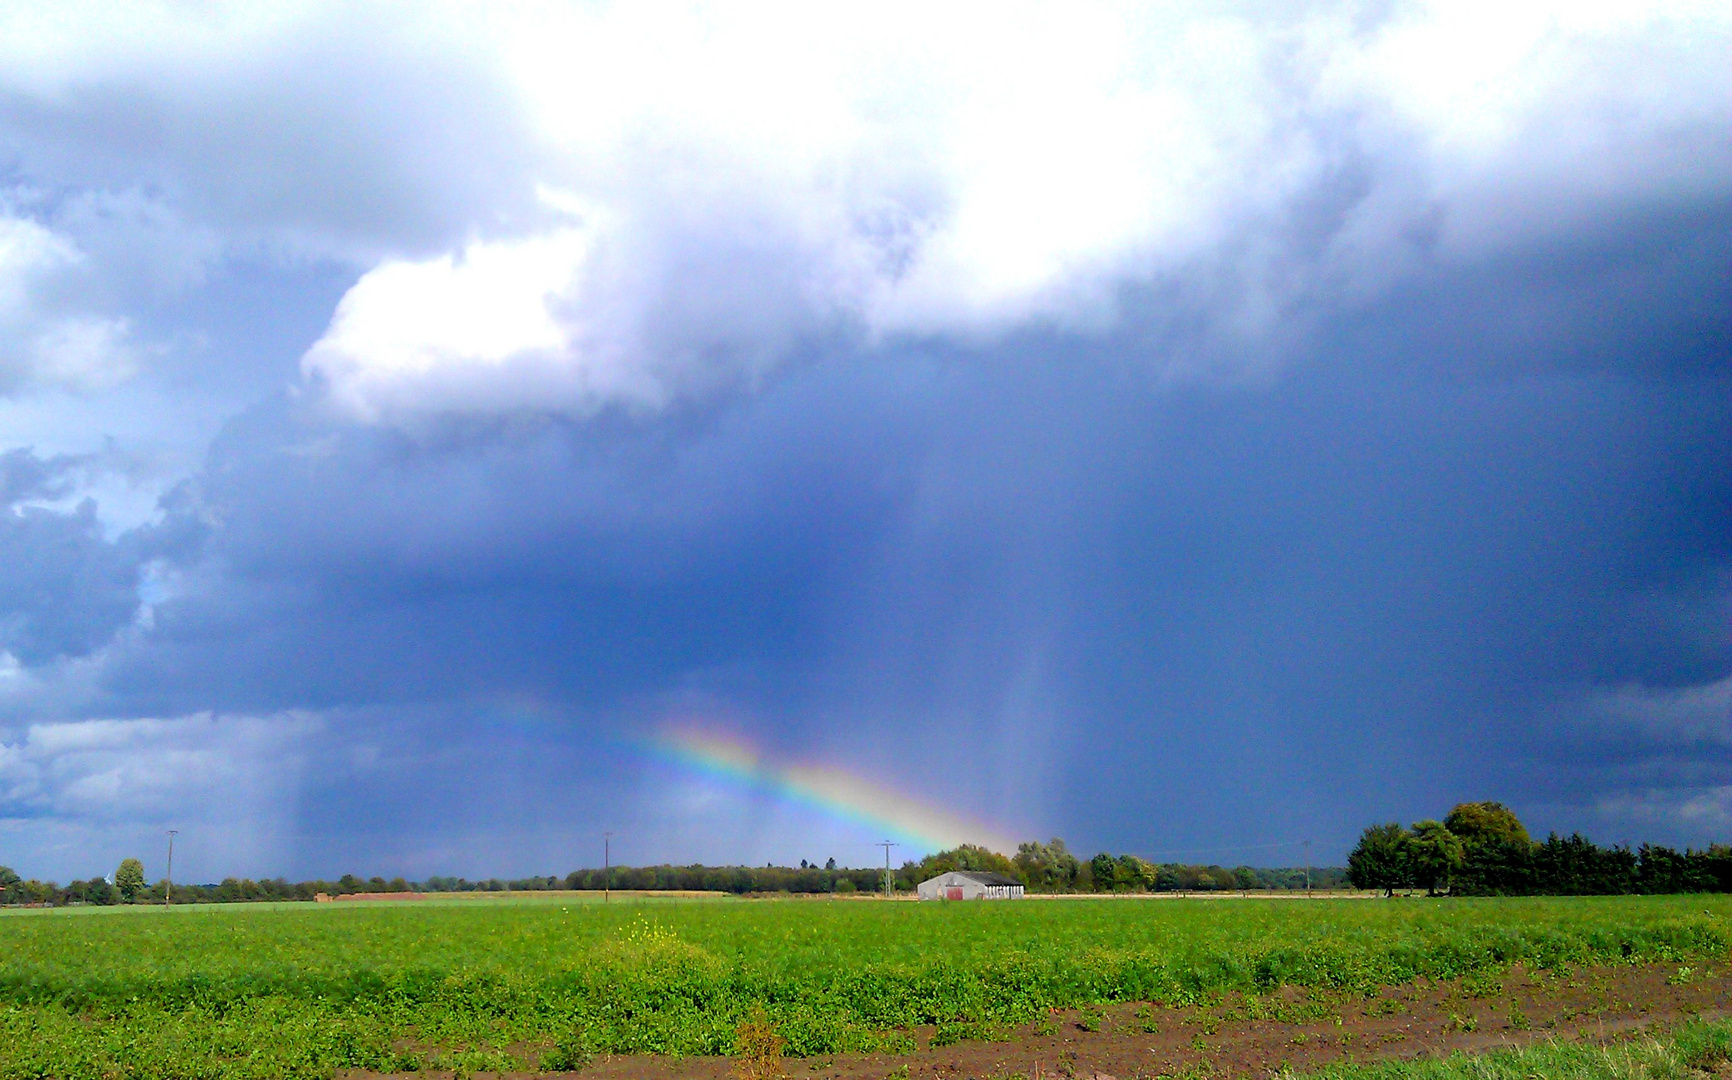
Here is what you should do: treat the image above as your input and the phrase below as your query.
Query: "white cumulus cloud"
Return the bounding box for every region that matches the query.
[2,2,1727,419]
[298,2,1732,420]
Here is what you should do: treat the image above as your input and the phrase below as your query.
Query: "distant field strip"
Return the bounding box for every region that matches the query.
[0,895,1728,1079]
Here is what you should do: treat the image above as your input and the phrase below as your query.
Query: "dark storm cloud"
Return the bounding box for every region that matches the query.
[66,191,1728,868]
[0,449,143,665]
[0,446,83,504]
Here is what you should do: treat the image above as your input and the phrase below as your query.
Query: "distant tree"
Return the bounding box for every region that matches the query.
[1232,865,1260,892]
[1014,839,1082,892]
[1114,854,1155,891]
[1406,821,1464,895]
[1445,802,1536,895]
[1528,832,1633,895]
[1087,852,1119,892]
[114,858,146,902]
[825,857,836,870]
[1635,844,1715,894]
[1705,845,1732,893]
[1347,823,1410,896]
[1443,802,1530,848]
[912,844,1017,885]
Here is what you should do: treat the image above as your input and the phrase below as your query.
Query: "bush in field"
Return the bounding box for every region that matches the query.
[732,1006,787,1080]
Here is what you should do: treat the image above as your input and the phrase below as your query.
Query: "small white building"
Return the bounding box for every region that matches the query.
[916,870,1025,900]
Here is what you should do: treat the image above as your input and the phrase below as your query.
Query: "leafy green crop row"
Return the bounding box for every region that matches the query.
[1,894,1727,1079]
[1297,1016,1732,1080]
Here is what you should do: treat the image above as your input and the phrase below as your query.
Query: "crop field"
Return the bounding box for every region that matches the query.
[1,894,1729,1079]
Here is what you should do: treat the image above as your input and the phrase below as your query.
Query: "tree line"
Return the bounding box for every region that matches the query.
[992,839,1347,893]
[1346,801,1732,896]
[0,839,1347,907]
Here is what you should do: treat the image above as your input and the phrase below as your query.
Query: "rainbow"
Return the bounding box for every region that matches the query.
[645,725,1018,856]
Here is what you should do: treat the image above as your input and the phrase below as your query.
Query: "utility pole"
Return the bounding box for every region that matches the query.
[877,841,897,899]
[604,832,612,904]
[1303,839,1311,897]
[165,830,178,907]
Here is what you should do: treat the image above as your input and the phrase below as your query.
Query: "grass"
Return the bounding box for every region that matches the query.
[0,894,1727,1078]
[1291,1017,1732,1080]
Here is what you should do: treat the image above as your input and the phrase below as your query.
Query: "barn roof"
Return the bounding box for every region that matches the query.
[925,870,1022,886]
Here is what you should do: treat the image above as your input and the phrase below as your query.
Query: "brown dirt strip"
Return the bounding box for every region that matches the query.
[348,959,1732,1080]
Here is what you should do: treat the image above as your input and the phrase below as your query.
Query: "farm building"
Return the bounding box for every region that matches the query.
[916,870,1025,900]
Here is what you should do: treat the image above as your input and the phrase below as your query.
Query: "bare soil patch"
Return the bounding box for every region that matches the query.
[351,959,1732,1080]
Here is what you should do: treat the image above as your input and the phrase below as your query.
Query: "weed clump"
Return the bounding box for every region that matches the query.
[733,1005,786,1080]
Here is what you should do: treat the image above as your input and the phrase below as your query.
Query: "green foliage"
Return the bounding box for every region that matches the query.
[912,844,1019,882]
[1443,802,1532,849]
[1406,821,1464,895]
[0,892,1728,1077]
[113,858,146,903]
[1443,803,1535,895]
[1295,1016,1732,1080]
[1347,823,1410,895]
[1013,838,1082,892]
[1386,801,1732,897]
[1090,852,1120,890]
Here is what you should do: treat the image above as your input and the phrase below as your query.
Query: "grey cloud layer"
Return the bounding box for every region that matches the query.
[84,214,1732,866]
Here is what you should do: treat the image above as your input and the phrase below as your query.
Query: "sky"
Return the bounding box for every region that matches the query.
[1,2,1729,884]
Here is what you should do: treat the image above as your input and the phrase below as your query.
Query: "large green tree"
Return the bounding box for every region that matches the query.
[1347,823,1410,896]
[1013,838,1082,892]
[114,858,146,903]
[1443,802,1530,848]
[1406,820,1465,895]
[1087,852,1119,891]
[1445,802,1537,895]
[1117,854,1156,891]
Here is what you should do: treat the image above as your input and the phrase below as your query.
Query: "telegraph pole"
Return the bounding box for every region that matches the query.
[877,841,897,899]
[604,832,612,904]
[165,830,178,907]
[1303,839,1311,897]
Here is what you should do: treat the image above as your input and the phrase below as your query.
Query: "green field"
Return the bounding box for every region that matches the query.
[1303,1018,1732,1080]
[1,894,1728,1079]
